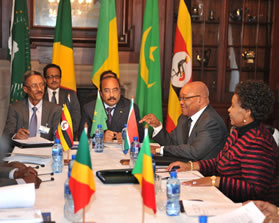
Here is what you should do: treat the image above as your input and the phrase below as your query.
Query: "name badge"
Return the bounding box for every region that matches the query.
[39,125,50,134]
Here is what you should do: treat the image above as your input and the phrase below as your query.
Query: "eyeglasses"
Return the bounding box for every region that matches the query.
[46,75,61,80]
[179,95,200,102]
[26,83,45,90]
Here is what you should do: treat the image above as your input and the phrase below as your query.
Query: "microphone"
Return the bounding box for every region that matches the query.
[42,177,55,183]
[38,172,54,176]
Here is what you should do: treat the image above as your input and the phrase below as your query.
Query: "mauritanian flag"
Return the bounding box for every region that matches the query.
[8,0,31,103]
[56,95,73,151]
[165,0,192,133]
[52,0,76,92]
[69,130,95,213]
[136,0,162,125]
[123,98,139,154]
[90,91,108,137]
[132,127,156,214]
[91,0,119,89]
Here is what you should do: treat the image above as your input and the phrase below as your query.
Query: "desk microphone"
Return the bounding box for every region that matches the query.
[38,172,54,176]
[42,177,55,183]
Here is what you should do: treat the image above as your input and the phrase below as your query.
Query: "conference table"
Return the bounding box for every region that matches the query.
[12,144,235,223]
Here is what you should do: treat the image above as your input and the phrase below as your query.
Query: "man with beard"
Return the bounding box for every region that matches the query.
[3,71,61,140]
[79,70,144,142]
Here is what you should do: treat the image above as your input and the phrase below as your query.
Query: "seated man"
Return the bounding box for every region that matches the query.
[141,81,228,161]
[43,64,81,137]
[3,71,61,140]
[79,70,144,142]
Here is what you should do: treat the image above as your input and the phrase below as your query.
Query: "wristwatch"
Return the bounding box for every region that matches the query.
[211,175,216,187]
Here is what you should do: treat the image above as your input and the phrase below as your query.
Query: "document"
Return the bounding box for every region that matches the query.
[208,201,265,223]
[3,153,51,165]
[13,136,52,145]
[0,183,35,208]
[156,170,203,181]
[0,208,42,223]
[183,200,242,216]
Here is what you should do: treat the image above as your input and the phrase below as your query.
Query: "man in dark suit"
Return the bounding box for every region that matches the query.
[3,71,61,140]
[79,71,144,142]
[141,81,228,161]
[43,64,81,136]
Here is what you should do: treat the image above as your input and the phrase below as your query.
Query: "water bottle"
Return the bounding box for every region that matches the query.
[151,154,156,175]
[130,136,140,167]
[52,139,63,173]
[64,174,82,221]
[166,171,180,216]
[94,124,104,152]
[121,124,127,152]
[68,154,76,174]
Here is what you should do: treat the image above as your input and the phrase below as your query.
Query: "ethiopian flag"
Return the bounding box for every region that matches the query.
[90,91,108,137]
[91,0,119,89]
[69,130,95,213]
[52,0,76,92]
[8,0,31,103]
[165,0,192,133]
[136,0,162,125]
[132,128,156,214]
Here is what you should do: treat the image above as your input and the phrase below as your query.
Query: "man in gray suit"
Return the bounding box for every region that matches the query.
[43,64,81,136]
[141,81,228,161]
[79,71,144,142]
[3,71,61,140]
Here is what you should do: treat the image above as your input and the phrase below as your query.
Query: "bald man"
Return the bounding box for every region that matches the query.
[141,81,228,161]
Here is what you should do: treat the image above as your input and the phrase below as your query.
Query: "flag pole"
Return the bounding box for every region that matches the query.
[83,208,86,223]
[142,200,145,223]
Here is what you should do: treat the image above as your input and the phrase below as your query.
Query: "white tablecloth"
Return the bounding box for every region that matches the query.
[13,146,233,223]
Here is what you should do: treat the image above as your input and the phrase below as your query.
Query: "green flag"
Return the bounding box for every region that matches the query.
[136,0,162,124]
[8,0,31,103]
[90,91,108,137]
[91,0,119,89]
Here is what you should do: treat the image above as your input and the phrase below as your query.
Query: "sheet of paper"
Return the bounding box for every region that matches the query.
[104,142,121,148]
[0,208,42,223]
[208,201,265,223]
[156,170,203,181]
[183,200,242,216]
[13,136,52,145]
[0,183,35,208]
[3,153,51,165]
[180,186,234,204]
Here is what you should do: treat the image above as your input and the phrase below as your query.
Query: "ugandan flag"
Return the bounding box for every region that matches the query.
[165,0,192,132]
[69,130,95,213]
[123,98,139,154]
[52,0,76,92]
[91,0,119,89]
[136,0,162,128]
[132,128,156,214]
[56,95,73,151]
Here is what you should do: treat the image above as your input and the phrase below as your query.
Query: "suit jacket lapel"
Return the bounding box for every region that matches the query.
[110,98,126,129]
[23,99,30,129]
[41,101,50,127]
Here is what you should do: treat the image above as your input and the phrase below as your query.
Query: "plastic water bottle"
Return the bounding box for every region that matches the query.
[121,124,127,152]
[94,124,104,152]
[64,174,82,221]
[130,136,140,167]
[166,171,180,216]
[68,154,76,174]
[52,139,63,173]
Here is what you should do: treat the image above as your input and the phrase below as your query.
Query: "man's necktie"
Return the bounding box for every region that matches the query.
[29,107,38,137]
[106,107,114,125]
[51,91,57,104]
[185,117,192,143]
